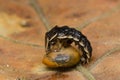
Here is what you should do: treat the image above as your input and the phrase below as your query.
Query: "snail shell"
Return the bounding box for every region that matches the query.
[42,46,82,68]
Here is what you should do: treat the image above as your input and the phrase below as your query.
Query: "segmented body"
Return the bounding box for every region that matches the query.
[45,25,92,64]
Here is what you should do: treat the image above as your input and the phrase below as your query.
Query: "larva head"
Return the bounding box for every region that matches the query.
[45,26,60,53]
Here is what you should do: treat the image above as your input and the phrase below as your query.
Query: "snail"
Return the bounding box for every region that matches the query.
[42,25,92,68]
[42,46,81,68]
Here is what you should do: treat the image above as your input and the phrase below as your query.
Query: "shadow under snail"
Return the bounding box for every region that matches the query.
[42,25,92,68]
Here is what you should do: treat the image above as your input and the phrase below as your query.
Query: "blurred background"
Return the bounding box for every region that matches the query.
[0,0,120,80]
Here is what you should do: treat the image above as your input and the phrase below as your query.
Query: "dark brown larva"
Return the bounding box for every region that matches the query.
[43,25,92,68]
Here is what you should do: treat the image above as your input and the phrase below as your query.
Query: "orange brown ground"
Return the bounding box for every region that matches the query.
[0,0,120,80]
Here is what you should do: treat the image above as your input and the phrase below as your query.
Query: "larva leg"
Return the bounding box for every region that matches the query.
[78,37,92,64]
[79,46,90,64]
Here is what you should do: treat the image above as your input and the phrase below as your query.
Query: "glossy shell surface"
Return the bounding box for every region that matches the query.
[42,46,81,68]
